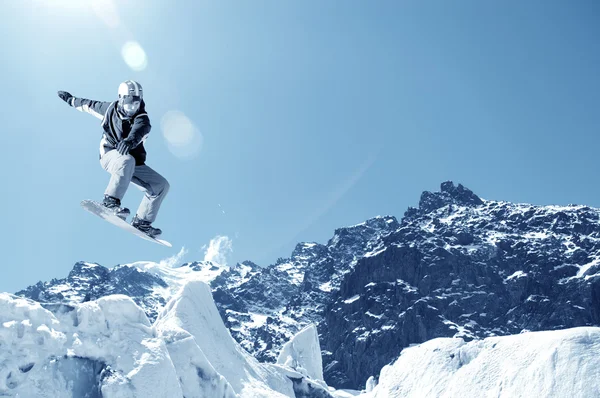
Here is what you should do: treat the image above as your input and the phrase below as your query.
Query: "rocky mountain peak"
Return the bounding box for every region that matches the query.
[67,261,108,281]
[180,260,223,272]
[404,181,484,219]
[329,216,399,244]
[291,242,329,262]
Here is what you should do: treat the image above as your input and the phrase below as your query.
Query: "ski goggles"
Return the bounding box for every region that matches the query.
[121,95,141,115]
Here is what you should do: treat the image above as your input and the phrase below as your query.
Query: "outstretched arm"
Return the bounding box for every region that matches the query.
[57,91,112,121]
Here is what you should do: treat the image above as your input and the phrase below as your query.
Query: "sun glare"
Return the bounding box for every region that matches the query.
[90,0,120,28]
[121,41,148,71]
[161,111,204,159]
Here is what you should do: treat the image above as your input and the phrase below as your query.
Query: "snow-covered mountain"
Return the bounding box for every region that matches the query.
[321,182,600,388]
[14,181,600,391]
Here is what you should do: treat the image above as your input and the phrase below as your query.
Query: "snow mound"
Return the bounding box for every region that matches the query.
[0,292,181,398]
[0,283,306,398]
[277,324,324,382]
[154,280,294,397]
[362,327,600,398]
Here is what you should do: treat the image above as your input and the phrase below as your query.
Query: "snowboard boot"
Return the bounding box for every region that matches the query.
[102,195,131,220]
[132,215,162,238]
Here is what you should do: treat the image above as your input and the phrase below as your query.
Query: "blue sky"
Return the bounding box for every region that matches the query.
[0,0,598,293]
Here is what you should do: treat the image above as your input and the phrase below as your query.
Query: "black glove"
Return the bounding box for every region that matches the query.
[116,140,134,155]
[57,91,73,105]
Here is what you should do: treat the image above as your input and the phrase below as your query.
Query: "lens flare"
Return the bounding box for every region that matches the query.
[161,111,203,159]
[121,41,148,71]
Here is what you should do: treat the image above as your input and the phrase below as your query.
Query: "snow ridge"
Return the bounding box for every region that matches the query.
[363,327,600,398]
[0,283,319,397]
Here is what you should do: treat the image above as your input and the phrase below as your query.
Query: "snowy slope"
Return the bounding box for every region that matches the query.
[0,292,182,397]
[154,280,293,397]
[277,325,324,382]
[361,327,600,398]
[5,285,600,397]
[0,283,326,397]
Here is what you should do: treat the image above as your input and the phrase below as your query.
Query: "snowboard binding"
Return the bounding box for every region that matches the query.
[102,195,130,220]
[132,216,162,238]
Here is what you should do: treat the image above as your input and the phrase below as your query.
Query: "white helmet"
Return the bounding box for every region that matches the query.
[117,80,143,117]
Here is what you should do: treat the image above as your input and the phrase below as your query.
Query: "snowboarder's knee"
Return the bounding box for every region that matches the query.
[148,177,169,197]
[160,179,170,196]
[117,154,136,170]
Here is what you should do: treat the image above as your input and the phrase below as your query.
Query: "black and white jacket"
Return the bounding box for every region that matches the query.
[70,97,151,165]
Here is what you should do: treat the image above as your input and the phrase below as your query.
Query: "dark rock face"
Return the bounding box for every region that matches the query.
[214,182,600,389]
[210,215,401,361]
[320,182,600,388]
[15,181,600,391]
[416,181,484,215]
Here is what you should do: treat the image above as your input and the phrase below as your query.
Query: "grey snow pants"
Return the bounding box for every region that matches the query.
[100,149,170,223]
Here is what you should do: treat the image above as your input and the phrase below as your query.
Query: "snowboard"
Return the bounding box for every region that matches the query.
[81,200,172,247]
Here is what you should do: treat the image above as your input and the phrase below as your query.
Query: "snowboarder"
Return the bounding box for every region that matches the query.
[58,80,169,238]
